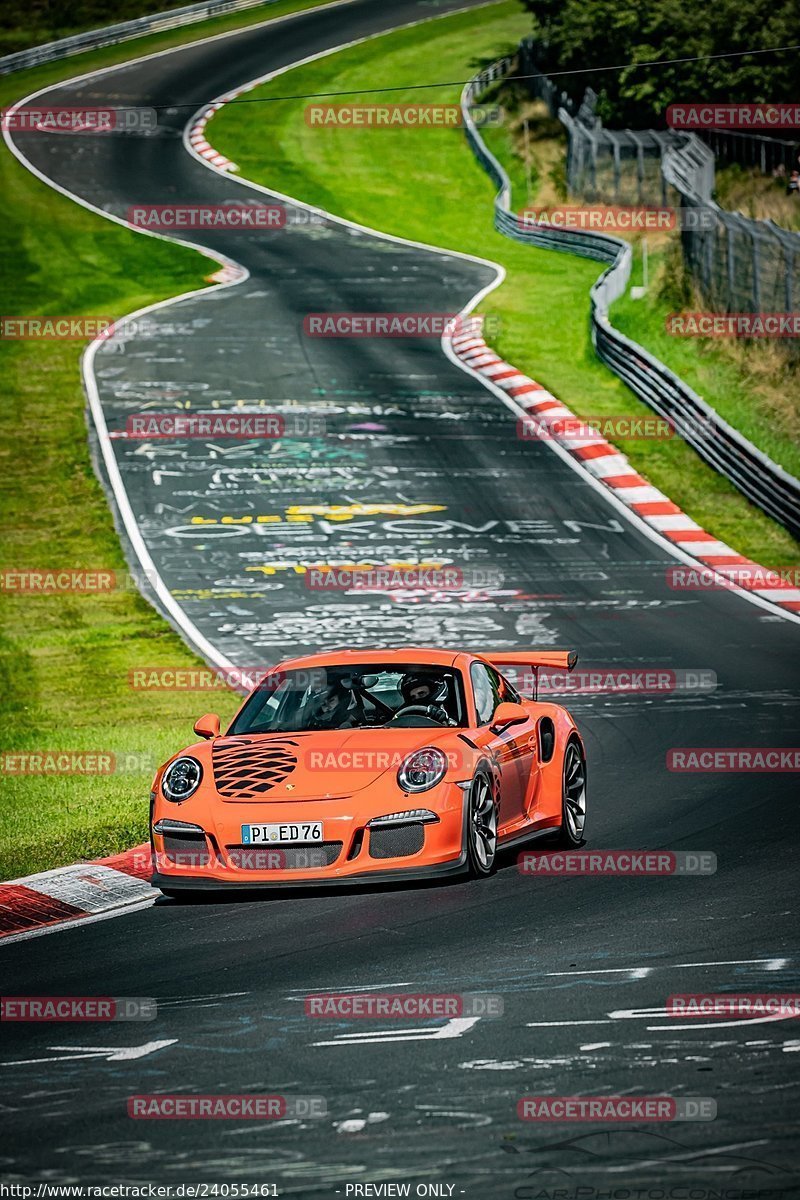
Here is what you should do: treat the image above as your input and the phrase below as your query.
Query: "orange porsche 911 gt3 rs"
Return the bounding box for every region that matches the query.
[150,647,587,894]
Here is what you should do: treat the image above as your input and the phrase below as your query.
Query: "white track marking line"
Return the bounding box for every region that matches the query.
[451,351,800,628]
[0,1,506,945]
[288,981,414,996]
[527,1012,794,1031]
[4,0,507,674]
[647,1015,793,1031]
[313,1016,481,1045]
[545,959,789,975]
[1,0,368,675]
[2,1039,177,1066]
[526,1019,614,1027]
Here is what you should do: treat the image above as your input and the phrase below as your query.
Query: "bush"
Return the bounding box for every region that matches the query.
[519,0,800,129]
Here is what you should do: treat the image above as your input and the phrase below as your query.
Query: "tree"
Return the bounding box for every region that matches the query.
[519,0,800,129]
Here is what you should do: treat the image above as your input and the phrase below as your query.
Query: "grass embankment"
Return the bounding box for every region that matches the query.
[4,0,797,878]
[209,0,800,570]
[1,0,186,56]
[481,83,800,482]
[715,161,800,233]
[612,243,800,481]
[0,0,331,57]
[0,0,335,879]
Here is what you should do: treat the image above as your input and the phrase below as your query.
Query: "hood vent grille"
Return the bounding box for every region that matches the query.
[212,738,298,799]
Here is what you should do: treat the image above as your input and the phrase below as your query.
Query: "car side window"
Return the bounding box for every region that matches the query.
[497,671,522,703]
[471,663,502,725]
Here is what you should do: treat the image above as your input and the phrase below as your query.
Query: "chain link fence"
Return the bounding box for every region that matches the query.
[518,38,800,358]
[560,109,680,208]
[461,58,800,538]
[698,130,799,176]
[662,152,799,315]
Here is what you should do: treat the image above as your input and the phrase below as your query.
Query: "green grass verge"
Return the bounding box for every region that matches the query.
[1,0,194,56]
[0,0,335,95]
[479,84,800,484]
[210,0,800,571]
[0,0,336,880]
[611,245,800,481]
[714,161,800,233]
[4,0,797,879]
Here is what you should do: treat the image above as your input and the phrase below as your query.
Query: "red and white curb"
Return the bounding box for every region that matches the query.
[0,845,153,942]
[207,262,248,284]
[187,98,240,171]
[450,319,800,617]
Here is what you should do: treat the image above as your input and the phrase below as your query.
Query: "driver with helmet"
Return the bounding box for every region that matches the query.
[396,674,456,726]
[308,681,360,730]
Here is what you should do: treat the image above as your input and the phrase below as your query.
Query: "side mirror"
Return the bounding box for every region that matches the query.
[193,712,221,739]
[490,701,530,733]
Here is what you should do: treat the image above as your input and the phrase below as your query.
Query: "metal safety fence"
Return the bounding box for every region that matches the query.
[518,39,800,352]
[698,129,799,176]
[661,147,799,316]
[0,0,277,75]
[560,111,681,209]
[461,60,800,539]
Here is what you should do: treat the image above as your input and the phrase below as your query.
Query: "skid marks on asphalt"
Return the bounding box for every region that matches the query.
[453,956,799,1073]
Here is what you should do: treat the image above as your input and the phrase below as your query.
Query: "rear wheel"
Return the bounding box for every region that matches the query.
[554,737,587,847]
[466,771,498,877]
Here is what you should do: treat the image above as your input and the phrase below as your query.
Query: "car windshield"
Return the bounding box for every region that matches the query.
[229,664,466,734]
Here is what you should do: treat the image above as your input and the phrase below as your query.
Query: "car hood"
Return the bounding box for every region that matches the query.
[207,727,465,802]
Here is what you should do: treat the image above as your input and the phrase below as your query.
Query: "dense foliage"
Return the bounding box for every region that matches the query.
[0,0,175,53]
[519,0,800,128]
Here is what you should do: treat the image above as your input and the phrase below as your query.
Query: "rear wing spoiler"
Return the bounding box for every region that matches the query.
[480,650,578,700]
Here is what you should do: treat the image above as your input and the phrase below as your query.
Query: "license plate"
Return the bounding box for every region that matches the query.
[241,822,323,845]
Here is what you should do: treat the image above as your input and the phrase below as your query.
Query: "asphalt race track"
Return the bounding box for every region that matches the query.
[3,0,800,1194]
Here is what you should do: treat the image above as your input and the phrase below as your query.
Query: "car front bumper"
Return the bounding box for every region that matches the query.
[150,784,467,890]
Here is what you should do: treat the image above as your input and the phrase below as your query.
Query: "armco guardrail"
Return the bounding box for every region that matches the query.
[461,62,800,540]
[0,0,275,75]
[519,37,800,365]
[463,60,628,267]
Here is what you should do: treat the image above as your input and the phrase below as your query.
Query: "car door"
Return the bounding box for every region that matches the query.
[470,662,537,829]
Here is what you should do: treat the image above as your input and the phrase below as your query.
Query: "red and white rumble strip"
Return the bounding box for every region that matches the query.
[207,262,248,285]
[0,845,152,941]
[450,319,800,618]
[186,97,242,172]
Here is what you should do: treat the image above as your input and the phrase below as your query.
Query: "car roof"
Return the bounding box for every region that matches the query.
[270,648,464,672]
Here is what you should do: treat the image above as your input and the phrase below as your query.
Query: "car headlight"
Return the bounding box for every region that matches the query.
[397,747,448,794]
[161,756,202,802]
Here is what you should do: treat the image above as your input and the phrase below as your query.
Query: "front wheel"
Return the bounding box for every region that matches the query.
[554,737,587,847]
[465,771,498,877]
